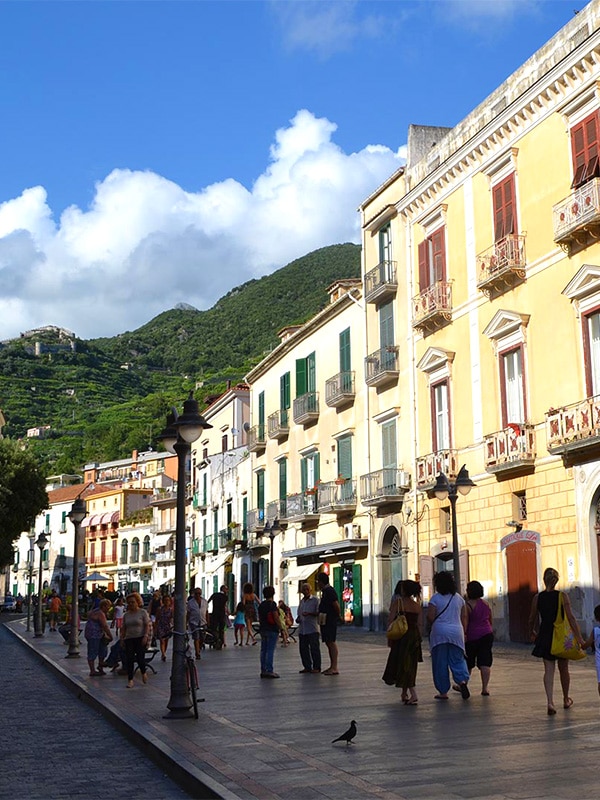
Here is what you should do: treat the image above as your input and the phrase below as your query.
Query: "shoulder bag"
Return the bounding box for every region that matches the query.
[551,592,585,660]
[386,596,408,641]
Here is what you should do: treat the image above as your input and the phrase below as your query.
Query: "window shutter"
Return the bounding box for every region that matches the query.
[337,435,352,479]
[307,352,316,393]
[381,420,397,470]
[257,470,265,510]
[431,228,446,282]
[296,358,307,397]
[313,452,320,483]
[571,112,600,187]
[258,391,265,437]
[300,458,308,492]
[493,175,516,241]
[280,372,290,410]
[352,564,363,625]
[418,240,429,291]
[339,328,351,373]
[278,459,287,499]
[332,566,343,606]
[379,301,394,348]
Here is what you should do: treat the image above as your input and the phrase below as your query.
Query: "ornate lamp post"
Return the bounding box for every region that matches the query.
[33,531,48,637]
[263,518,280,587]
[432,465,476,591]
[159,393,212,719]
[66,497,87,658]
[25,530,35,633]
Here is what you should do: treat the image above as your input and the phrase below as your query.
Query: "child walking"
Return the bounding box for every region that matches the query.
[582,604,600,698]
[234,601,246,646]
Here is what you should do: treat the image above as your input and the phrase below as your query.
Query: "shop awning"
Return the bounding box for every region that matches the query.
[99,511,119,525]
[153,532,173,549]
[206,551,232,574]
[284,564,317,585]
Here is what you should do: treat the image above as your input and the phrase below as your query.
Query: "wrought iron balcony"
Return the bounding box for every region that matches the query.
[293,392,319,425]
[267,499,288,523]
[553,177,600,249]
[360,469,410,507]
[285,491,320,524]
[365,346,399,387]
[484,424,536,475]
[317,479,357,513]
[192,492,208,511]
[325,371,355,408]
[155,550,175,563]
[546,396,600,464]
[202,533,219,554]
[247,424,266,453]
[412,281,452,334]
[246,507,266,533]
[247,531,269,551]
[415,449,458,491]
[267,408,290,440]
[476,235,526,296]
[218,525,245,549]
[365,260,398,304]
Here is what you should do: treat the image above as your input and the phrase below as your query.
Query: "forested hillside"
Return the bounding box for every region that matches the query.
[0,243,360,473]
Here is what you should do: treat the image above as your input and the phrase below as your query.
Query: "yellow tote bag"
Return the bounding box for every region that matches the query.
[550,592,585,661]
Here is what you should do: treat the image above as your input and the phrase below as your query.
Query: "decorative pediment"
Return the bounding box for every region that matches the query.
[483,309,530,341]
[416,204,448,235]
[562,264,600,302]
[416,347,455,374]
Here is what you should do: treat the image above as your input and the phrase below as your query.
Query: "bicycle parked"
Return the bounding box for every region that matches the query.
[172,630,204,719]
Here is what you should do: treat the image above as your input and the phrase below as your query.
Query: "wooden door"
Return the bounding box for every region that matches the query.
[506,541,538,642]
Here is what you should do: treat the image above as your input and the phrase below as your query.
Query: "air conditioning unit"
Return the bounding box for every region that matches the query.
[397,470,411,490]
[344,523,361,539]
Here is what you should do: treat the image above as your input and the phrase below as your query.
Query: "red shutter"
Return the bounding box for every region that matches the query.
[418,240,429,291]
[493,175,516,242]
[571,120,587,187]
[571,112,600,187]
[431,227,446,282]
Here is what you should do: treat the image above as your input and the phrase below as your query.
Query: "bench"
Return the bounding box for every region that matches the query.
[134,647,159,674]
[252,622,297,643]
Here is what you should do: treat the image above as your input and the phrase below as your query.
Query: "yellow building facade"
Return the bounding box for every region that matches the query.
[361,0,600,639]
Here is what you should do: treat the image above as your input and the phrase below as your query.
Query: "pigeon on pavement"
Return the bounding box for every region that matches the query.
[332,720,357,745]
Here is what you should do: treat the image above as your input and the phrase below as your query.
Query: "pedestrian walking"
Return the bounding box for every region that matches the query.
[208,585,229,647]
[258,585,282,678]
[187,587,208,658]
[48,590,62,631]
[317,572,341,675]
[233,601,246,645]
[111,596,125,633]
[382,580,422,704]
[121,592,151,688]
[529,567,584,714]
[296,582,321,673]
[84,598,113,676]
[464,580,494,696]
[426,571,470,700]
[155,594,174,662]
[242,582,259,645]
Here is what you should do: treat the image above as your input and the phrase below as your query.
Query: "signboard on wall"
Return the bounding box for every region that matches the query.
[500,529,540,550]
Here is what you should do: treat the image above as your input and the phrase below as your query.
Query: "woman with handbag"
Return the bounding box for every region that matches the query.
[426,571,470,700]
[529,567,585,715]
[382,580,423,705]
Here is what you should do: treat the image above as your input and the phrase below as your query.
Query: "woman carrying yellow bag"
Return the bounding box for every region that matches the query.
[529,567,585,715]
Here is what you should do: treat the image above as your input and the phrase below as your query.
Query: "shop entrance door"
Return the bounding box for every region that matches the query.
[506,541,538,642]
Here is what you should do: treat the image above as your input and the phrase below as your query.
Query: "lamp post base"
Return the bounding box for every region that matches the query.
[163,707,198,720]
[65,652,81,659]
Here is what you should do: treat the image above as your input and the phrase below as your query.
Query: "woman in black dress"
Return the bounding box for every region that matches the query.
[382,580,423,705]
[529,567,584,715]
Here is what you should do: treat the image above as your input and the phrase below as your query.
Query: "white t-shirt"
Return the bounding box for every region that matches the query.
[428,592,465,651]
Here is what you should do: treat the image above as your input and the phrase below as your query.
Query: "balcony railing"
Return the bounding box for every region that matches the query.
[202,533,219,554]
[266,499,288,523]
[247,424,266,453]
[285,491,320,523]
[293,392,319,425]
[365,346,399,387]
[484,424,536,474]
[267,409,290,440]
[247,531,269,550]
[154,550,175,563]
[553,177,600,246]
[476,234,526,295]
[317,479,357,513]
[193,492,208,510]
[325,371,355,408]
[365,260,398,304]
[360,469,410,506]
[218,525,245,548]
[546,395,600,462]
[247,507,266,533]
[415,449,459,491]
[412,281,452,333]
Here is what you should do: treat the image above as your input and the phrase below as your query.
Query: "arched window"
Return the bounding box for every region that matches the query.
[131,537,140,563]
[142,535,150,561]
[120,539,128,565]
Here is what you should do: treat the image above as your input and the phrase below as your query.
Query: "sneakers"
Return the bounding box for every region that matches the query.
[260,672,280,679]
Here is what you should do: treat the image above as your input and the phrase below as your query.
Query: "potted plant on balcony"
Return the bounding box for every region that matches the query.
[305,480,320,496]
[335,474,347,485]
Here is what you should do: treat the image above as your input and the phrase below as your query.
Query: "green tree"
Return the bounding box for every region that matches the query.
[0,439,48,568]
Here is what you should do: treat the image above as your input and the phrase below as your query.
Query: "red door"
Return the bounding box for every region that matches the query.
[506,541,538,643]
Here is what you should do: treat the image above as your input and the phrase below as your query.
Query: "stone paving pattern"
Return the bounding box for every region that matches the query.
[3,619,600,799]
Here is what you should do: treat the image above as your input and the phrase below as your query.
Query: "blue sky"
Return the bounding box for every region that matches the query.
[0,0,579,340]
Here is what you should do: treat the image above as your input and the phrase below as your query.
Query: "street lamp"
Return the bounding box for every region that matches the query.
[263,518,280,586]
[33,531,48,637]
[158,392,212,719]
[26,530,35,633]
[432,465,476,591]
[66,497,86,658]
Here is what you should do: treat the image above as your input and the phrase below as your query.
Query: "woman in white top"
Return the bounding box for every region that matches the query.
[426,571,470,700]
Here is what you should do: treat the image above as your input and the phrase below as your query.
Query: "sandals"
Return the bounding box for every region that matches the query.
[547,705,557,715]
[406,698,418,705]
[564,697,574,709]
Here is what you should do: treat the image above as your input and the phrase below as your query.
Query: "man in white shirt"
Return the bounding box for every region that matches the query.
[187,587,208,659]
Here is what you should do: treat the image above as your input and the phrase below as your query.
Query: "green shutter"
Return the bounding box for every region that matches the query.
[332,567,343,607]
[313,452,320,483]
[339,328,351,372]
[352,564,363,626]
[296,358,307,397]
[280,372,290,409]
[279,460,287,499]
[257,470,265,510]
[213,575,219,594]
[379,224,391,263]
[227,572,235,612]
[307,352,316,392]
[381,420,397,469]
[258,391,265,434]
[379,301,394,348]
[300,458,308,492]
[337,436,352,479]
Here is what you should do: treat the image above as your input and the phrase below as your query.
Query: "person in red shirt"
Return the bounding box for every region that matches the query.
[48,591,62,632]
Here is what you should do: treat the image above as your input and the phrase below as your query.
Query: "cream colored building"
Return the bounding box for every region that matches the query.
[361,0,600,639]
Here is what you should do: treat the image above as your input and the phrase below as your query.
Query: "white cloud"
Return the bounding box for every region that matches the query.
[0,110,403,340]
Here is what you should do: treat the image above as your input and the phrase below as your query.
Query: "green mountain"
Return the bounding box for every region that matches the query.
[0,243,360,473]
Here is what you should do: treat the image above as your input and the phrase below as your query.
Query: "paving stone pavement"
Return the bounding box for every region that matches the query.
[0,622,190,800]
[3,617,600,800]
